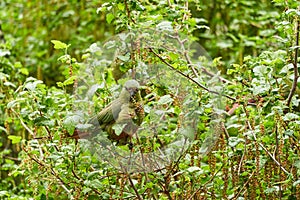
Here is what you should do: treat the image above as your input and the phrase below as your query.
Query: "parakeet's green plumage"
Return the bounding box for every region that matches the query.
[73,80,144,145]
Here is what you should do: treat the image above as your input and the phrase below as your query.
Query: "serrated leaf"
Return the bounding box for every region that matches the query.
[117,3,125,11]
[156,21,173,32]
[14,62,22,68]
[63,76,76,86]
[4,82,16,88]
[228,137,244,147]
[24,80,43,91]
[117,55,130,61]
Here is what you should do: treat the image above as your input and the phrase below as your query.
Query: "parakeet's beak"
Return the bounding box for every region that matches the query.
[126,87,138,97]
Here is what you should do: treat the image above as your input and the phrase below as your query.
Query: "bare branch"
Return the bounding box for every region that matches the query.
[148,47,237,101]
[242,106,290,175]
[286,12,300,107]
[11,108,35,137]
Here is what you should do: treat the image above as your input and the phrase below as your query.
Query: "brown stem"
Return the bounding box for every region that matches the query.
[148,47,236,101]
[127,173,143,200]
[124,0,136,24]
[242,106,290,175]
[275,125,282,200]
[188,163,225,200]
[286,13,299,107]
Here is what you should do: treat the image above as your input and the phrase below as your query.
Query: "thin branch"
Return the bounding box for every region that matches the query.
[174,34,199,78]
[237,138,247,176]
[23,146,72,196]
[127,172,143,200]
[171,33,232,84]
[275,125,283,199]
[286,13,299,107]
[188,163,225,200]
[11,108,35,137]
[34,98,60,152]
[231,171,255,200]
[124,0,136,24]
[148,47,236,101]
[242,106,290,175]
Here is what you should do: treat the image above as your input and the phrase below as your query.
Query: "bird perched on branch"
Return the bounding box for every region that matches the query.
[72,80,144,145]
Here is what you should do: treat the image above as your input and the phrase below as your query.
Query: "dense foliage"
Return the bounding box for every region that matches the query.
[1,0,300,199]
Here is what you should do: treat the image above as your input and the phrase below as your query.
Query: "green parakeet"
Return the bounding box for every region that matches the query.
[72,80,144,145]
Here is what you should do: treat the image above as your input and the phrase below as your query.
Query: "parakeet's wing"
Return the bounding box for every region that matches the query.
[88,98,122,126]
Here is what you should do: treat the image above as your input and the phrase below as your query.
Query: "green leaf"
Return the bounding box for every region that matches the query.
[8,135,22,144]
[63,76,76,86]
[157,95,173,105]
[186,166,202,173]
[117,55,130,62]
[117,3,125,11]
[283,113,299,121]
[112,123,127,136]
[82,187,92,194]
[156,21,173,32]
[106,13,114,24]
[24,80,43,91]
[51,40,69,49]
[4,81,16,88]
[14,62,22,68]
[293,180,300,187]
[7,98,26,108]
[228,137,244,147]
[63,115,82,134]
[20,68,29,75]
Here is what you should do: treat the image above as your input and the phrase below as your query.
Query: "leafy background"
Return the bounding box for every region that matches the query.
[1,0,300,199]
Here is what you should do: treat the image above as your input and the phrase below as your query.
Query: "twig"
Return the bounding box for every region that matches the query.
[230,171,255,200]
[34,99,60,152]
[286,12,299,107]
[170,33,232,84]
[11,108,45,159]
[148,47,236,101]
[124,0,136,24]
[242,106,290,175]
[237,139,247,176]
[174,34,199,78]
[275,125,282,200]
[127,172,143,200]
[188,163,225,200]
[23,146,73,197]
[11,108,34,137]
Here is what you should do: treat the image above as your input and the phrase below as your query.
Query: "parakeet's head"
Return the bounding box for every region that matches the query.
[119,80,140,102]
[124,80,140,97]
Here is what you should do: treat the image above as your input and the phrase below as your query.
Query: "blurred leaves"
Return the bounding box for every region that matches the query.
[1,0,300,199]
